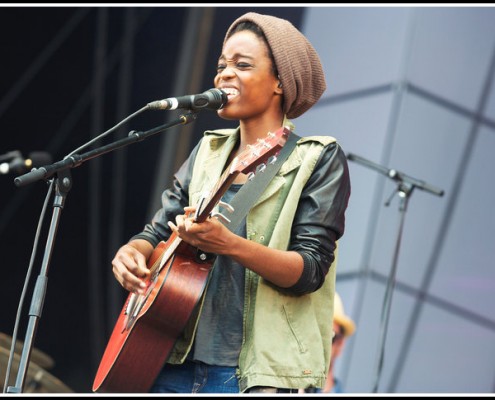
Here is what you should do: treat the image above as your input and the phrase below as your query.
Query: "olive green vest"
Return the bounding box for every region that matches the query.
[167,122,338,391]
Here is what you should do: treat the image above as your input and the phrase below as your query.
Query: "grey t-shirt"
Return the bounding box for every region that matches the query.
[191,183,245,366]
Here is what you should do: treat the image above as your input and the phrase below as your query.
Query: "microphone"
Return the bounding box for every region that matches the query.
[0,151,53,175]
[147,88,228,111]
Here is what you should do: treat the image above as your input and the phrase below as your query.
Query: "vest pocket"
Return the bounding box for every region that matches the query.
[282,304,307,353]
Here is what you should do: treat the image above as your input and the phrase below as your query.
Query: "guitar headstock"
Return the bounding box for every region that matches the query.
[194,125,292,222]
[229,125,291,175]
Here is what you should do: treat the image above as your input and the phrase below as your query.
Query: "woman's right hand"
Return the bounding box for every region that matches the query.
[111,240,153,294]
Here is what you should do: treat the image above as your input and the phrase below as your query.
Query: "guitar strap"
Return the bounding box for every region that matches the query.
[220,131,300,232]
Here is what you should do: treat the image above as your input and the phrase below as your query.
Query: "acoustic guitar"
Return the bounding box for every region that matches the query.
[93,126,290,393]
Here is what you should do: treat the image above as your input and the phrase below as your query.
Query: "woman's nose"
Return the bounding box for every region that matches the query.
[218,65,236,79]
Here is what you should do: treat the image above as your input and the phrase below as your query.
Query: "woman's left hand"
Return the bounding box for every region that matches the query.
[168,206,235,255]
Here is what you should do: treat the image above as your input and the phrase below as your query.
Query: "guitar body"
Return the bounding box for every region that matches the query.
[92,239,214,393]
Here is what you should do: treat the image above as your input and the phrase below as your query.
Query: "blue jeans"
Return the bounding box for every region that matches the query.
[150,360,240,393]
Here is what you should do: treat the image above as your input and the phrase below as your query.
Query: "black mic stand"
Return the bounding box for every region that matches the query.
[346,153,444,393]
[6,112,197,393]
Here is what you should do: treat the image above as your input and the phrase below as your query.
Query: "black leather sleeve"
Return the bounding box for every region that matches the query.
[286,142,351,295]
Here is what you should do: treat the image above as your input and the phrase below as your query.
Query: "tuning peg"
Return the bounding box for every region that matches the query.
[267,155,277,165]
[256,138,271,149]
[247,172,255,180]
[256,163,267,173]
[246,144,260,158]
[218,200,234,213]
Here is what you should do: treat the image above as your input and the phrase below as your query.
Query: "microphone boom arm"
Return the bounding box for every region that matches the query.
[15,112,198,187]
[346,152,444,197]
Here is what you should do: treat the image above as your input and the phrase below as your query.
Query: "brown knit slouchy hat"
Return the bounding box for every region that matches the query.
[224,12,326,119]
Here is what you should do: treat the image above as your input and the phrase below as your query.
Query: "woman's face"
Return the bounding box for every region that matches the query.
[214,29,282,121]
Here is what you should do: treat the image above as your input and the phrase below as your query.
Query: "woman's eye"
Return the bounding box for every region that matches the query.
[216,62,251,73]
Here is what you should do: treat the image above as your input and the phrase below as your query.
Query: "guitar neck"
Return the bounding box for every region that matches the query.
[148,233,183,276]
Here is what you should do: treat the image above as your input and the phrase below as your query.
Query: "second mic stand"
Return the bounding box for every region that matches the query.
[346,153,444,393]
[7,112,197,393]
